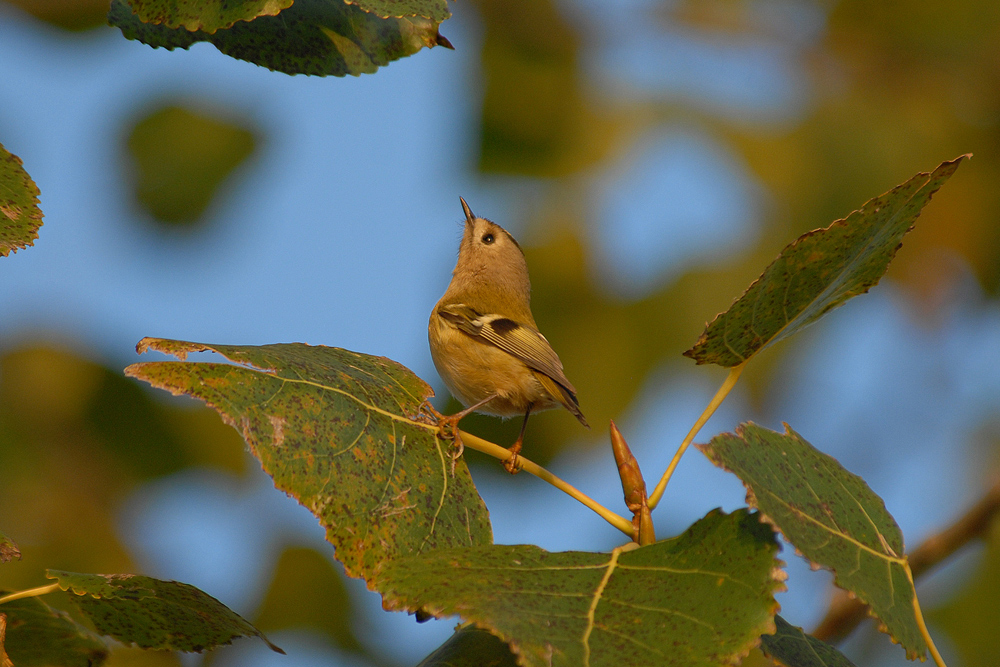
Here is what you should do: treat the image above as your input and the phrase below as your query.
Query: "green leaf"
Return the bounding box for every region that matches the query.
[381,509,783,667]
[46,570,283,653]
[416,625,518,667]
[0,594,110,667]
[684,155,968,367]
[0,532,19,563]
[347,0,449,21]
[759,616,857,667]
[108,0,452,77]
[699,423,926,659]
[125,338,492,583]
[125,104,257,226]
[0,143,43,257]
[125,0,292,33]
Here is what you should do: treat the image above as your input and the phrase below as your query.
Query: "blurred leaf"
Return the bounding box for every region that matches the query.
[347,0,449,21]
[381,509,782,667]
[125,338,493,584]
[416,625,518,667]
[5,0,121,29]
[0,593,110,667]
[685,155,967,367]
[0,534,19,564]
[125,104,257,227]
[253,546,365,655]
[928,517,1000,667]
[759,616,857,667]
[108,0,452,77]
[700,423,926,659]
[47,571,283,653]
[0,143,42,257]
[125,0,290,33]
[475,0,618,176]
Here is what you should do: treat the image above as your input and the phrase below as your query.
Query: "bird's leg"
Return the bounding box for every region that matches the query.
[434,393,499,472]
[504,405,533,474]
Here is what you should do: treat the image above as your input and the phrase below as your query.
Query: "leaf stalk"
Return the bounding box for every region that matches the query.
[648,361,746,509]
[0,583,60,605]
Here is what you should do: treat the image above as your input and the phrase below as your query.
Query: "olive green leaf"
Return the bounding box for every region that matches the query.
[759,616,857,667]
[699,423,926,659]
[125,338,492,584]
[0,594,110,667]
[125,0,291,33]
[347,0,450,21]
[381,509,783,667]
[0,143,43,257]
[0,532,19,563]
[108,0,452,77]
[684,155,968,367]
[46,570,282,653]
[416,625,519,667]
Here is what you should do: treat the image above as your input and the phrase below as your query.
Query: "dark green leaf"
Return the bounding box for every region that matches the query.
[125,338,492,584]
[108,0,451,77]
[699,423,926,659]
[0,143,43,257]
[347,0,449,21]
[760,616,857,667]
[125,0,292,33]
[381,509,783,667]
[0,594,110,667]
[416,625,518,667]
[46,570,283,653]
[684,155,968,367]
[0,532,19,563]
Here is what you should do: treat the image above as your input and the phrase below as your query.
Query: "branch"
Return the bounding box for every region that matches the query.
[812,481,1000,643]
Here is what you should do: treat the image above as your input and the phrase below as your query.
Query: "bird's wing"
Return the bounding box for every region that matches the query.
[437,304,577,395]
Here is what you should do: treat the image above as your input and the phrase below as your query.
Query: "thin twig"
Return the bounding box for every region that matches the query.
[812,482,1000,643]
[458,430,635,537]
[648,362,746,509]
[0,583,60,605]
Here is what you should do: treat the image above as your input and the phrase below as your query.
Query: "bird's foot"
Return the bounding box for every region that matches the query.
[503,441,523,475]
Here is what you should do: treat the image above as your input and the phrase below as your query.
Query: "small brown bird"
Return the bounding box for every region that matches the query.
[428,198,588,472]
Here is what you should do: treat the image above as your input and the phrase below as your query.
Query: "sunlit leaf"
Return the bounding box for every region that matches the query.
[0,532,18,563]
[0,143,42,257]
[347,0,449,21]
[699,423,926,659]
[125,104,257,227]
[684,155,968,367]
[759,616,857,667]
[381,509,783,667]
[416,625,518,667]
[0,593,110,667]
[124,0,290,32]
[47,571,283,653]
[125,338,492,584]
[108,0,452,77]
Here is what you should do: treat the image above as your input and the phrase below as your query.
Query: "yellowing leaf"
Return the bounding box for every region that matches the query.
[0,143,42,257]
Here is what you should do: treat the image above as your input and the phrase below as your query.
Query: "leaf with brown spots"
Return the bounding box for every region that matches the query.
[125,338,492,585]
[0,143,42,257]
[380,509,783,667]
[108,0,453,77]
[699,423,926,660]
[46,570,282,653]
[0,532,19,563]
[759,615,857,667]
[0,593,109,667]
[347,0,450,21]
[684,155,968,367]
[122,0,291,33]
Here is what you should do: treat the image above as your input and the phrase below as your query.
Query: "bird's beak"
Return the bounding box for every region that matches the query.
[459,197,475,227]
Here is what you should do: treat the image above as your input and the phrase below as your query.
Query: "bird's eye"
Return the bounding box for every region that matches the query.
[482,233,495,245]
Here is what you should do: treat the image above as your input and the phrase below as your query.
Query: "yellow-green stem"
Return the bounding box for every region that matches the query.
[909,569,948,667]
[648,362,746,510]
[0,583,60,605]
[459,431,635,537]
